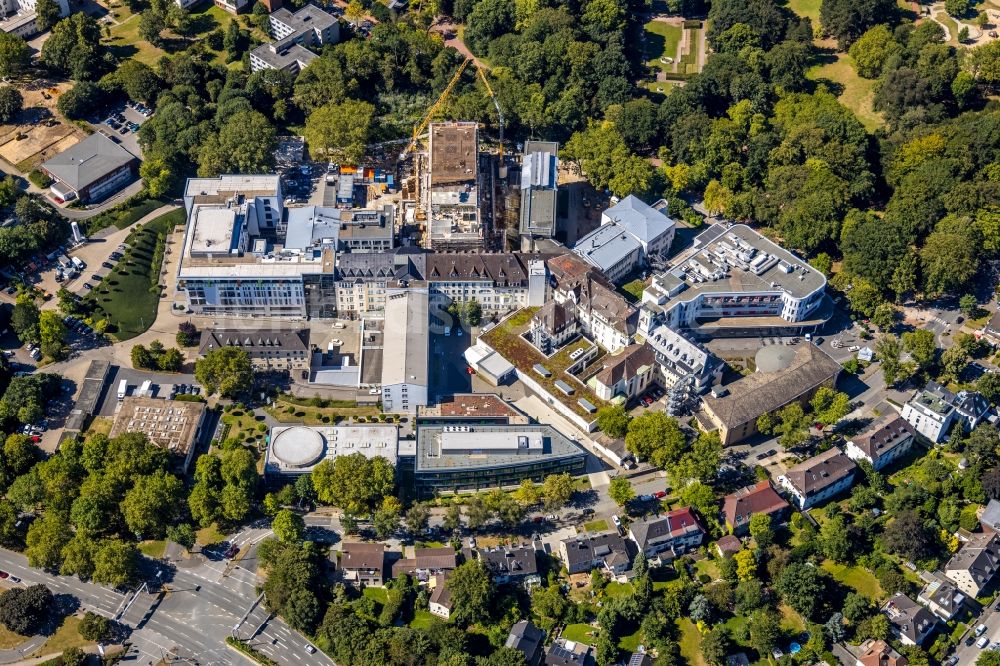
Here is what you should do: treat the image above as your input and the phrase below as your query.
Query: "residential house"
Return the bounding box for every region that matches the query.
[628,653,653,666]
[715,535,742,558]
[627,507,705,562]
[944,531,1000,597]
[777,447,857,510]
[901,385,958,443]
[249,5,339,73]
[882,593,938,647]
[545,638,595,666]
[844,414,916,471]
[981,499,1000,534]
[547,253,637,353]
[428,574,453,619]
[392,546,457,582]
[856,639,908,666]
[559,532,634,575]
[337,542,385,587]
[917,579,966,621]
[506,621,545,666]
[984,312,1000,346]
[475,545,540,587]
[589,343,657,401]
[721,481,790,536]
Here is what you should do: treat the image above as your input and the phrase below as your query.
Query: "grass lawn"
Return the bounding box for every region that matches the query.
[139,540,166,558]
[583,519,609,533]
[619,279,646,302]
[779,604,806,634]
[618,626,643,652]
[83,197,167,236]
[0,606,27,648]
[220,409,267,447]
[604,582,634,598]
[644,20,683,71]
[31,616,88,657]
[694,558,721,581]
[266,399,382,425]
[807,53,883,131]
[86,209,184,340]
[821,560,884,600]
[196,523,227,546]
[562,623,600,646]
[676,618,706,666]
[363,587,389,604]
[787,0,822,22]
[409,610,440,630]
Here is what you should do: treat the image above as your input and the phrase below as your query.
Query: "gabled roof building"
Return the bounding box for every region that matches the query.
[41,132,139,204]
[198,327,310,370]
[559,532,634,575]
[944,531,1000,597]
[917,579,966,621]
[506,621,545,666]
[722,481,790,535]
[777,447,857,510]
[856,639,908,666]
[844,414,916,471]
[627,507,704,562]
[337,542,385,587]
[882,593,938,646]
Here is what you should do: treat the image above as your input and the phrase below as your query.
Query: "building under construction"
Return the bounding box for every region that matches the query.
[416,121,491,251]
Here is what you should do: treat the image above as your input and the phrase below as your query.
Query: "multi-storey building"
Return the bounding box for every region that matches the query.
[334,251,424,317]
[777,447,857,509]
[0,0,68,37]
[249,5,339,73]
[547,253,636,353]
[627,507,704,562]
[572,196,676,284]
[944,532,1000,597]
[381,288,429,414]
[844,414,916,471]
[518,140,559,246]
[639,224,829,339]
[901,386,958,443]
[423,122,486,251]
[176,175,337,318]
[424,253,547,316]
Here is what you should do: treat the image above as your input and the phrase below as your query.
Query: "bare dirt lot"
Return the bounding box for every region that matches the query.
[0,80,85,172]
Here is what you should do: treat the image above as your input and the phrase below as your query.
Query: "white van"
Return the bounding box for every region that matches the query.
[117,379,127,401]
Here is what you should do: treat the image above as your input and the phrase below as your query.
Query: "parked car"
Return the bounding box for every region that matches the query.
[978,636,990,649]
[0,570,9,579]
[102,262,114,269]
[224,543,239,559]
[83,283,93,290]
[654,491,667,499]
[637,494,654,502]
[611,515,621,528]
[981,625,991,636]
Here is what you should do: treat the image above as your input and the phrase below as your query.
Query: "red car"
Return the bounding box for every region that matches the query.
[654,491,666,499]
[642,395,654,406]
[466,367,476,375]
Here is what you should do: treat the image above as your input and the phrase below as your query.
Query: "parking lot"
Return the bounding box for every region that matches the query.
[90,101,150,159]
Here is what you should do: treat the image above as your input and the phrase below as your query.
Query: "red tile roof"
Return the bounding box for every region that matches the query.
[722,481,790,530]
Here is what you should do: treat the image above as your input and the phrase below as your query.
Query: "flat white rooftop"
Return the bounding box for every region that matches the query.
[185,174,281,197]
[440,430,543,453]
[190,207,238,255]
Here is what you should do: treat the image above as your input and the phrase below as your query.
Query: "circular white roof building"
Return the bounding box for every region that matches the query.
[270,426,325,469]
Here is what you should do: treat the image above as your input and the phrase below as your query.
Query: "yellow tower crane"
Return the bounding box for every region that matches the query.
[398,57,505,169]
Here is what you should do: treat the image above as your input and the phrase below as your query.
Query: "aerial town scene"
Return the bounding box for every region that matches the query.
[0,0,999,664]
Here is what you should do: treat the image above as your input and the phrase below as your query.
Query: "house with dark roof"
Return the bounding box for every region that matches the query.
[334,249,426,317]
[702,343,842,445]
[715,535,742,558]
[506,621,545,666]
[545,638,595,666]
[856,639,908,666]
[392,546,457,582]
[627,507,704,562]
[529,301,579,355]
[198,327,310,370]
[777,447,857,510]
[559,532,634,575]
[722,481,790,535]
[944,531,1000,597]
[424,253,549,316]
[475,545,540,587]
[882,592,938,646]
[547,253,638,353]
[984,312,1000,346]
[845,414,916,471]
[41,133,139,204]
[429,573,453,619]
[337,542,385,587]
[981,499,1000,534]
[590,343,658,402]
[917,579,966,621]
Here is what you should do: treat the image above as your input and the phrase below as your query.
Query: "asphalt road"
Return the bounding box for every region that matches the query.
[0,548,333,666]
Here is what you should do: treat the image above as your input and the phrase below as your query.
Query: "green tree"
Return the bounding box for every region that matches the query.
[93,539,138,587]
[373,496,402,539]
[138,8,165,45]
[541,472,574,511]
[303,99,375,165]
[166,523,196,550]
[876,335,905,386]
[443,504,462,532]
[272,509,305,543]
[78,611,111,641]
[810,387,851,426]
[748,513,774,548]
[921,230,979,297]
[608,476,634,507]
[11,292,39,344]
[195,346,253,397]
[446,560,494,626]
[0,585,52,635]
[311,452,395,514]
[902,329,937,369]
[820,0,897,47]
[625,412,686,468]
[747,609,782,657]
[513,479,540,507]
[848,25,902,78]
[197,110,276,177]
[25,512,69,571]
[701,627,731,666]
[872,302,897,331]
[404,501,430,535]
[131,344,153,370]
[775,562,827,620]
[819,514,851,561]
[945,0,972,17]
[0,33,30,79]
[0,86,22,124]
[122,470,184,539]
